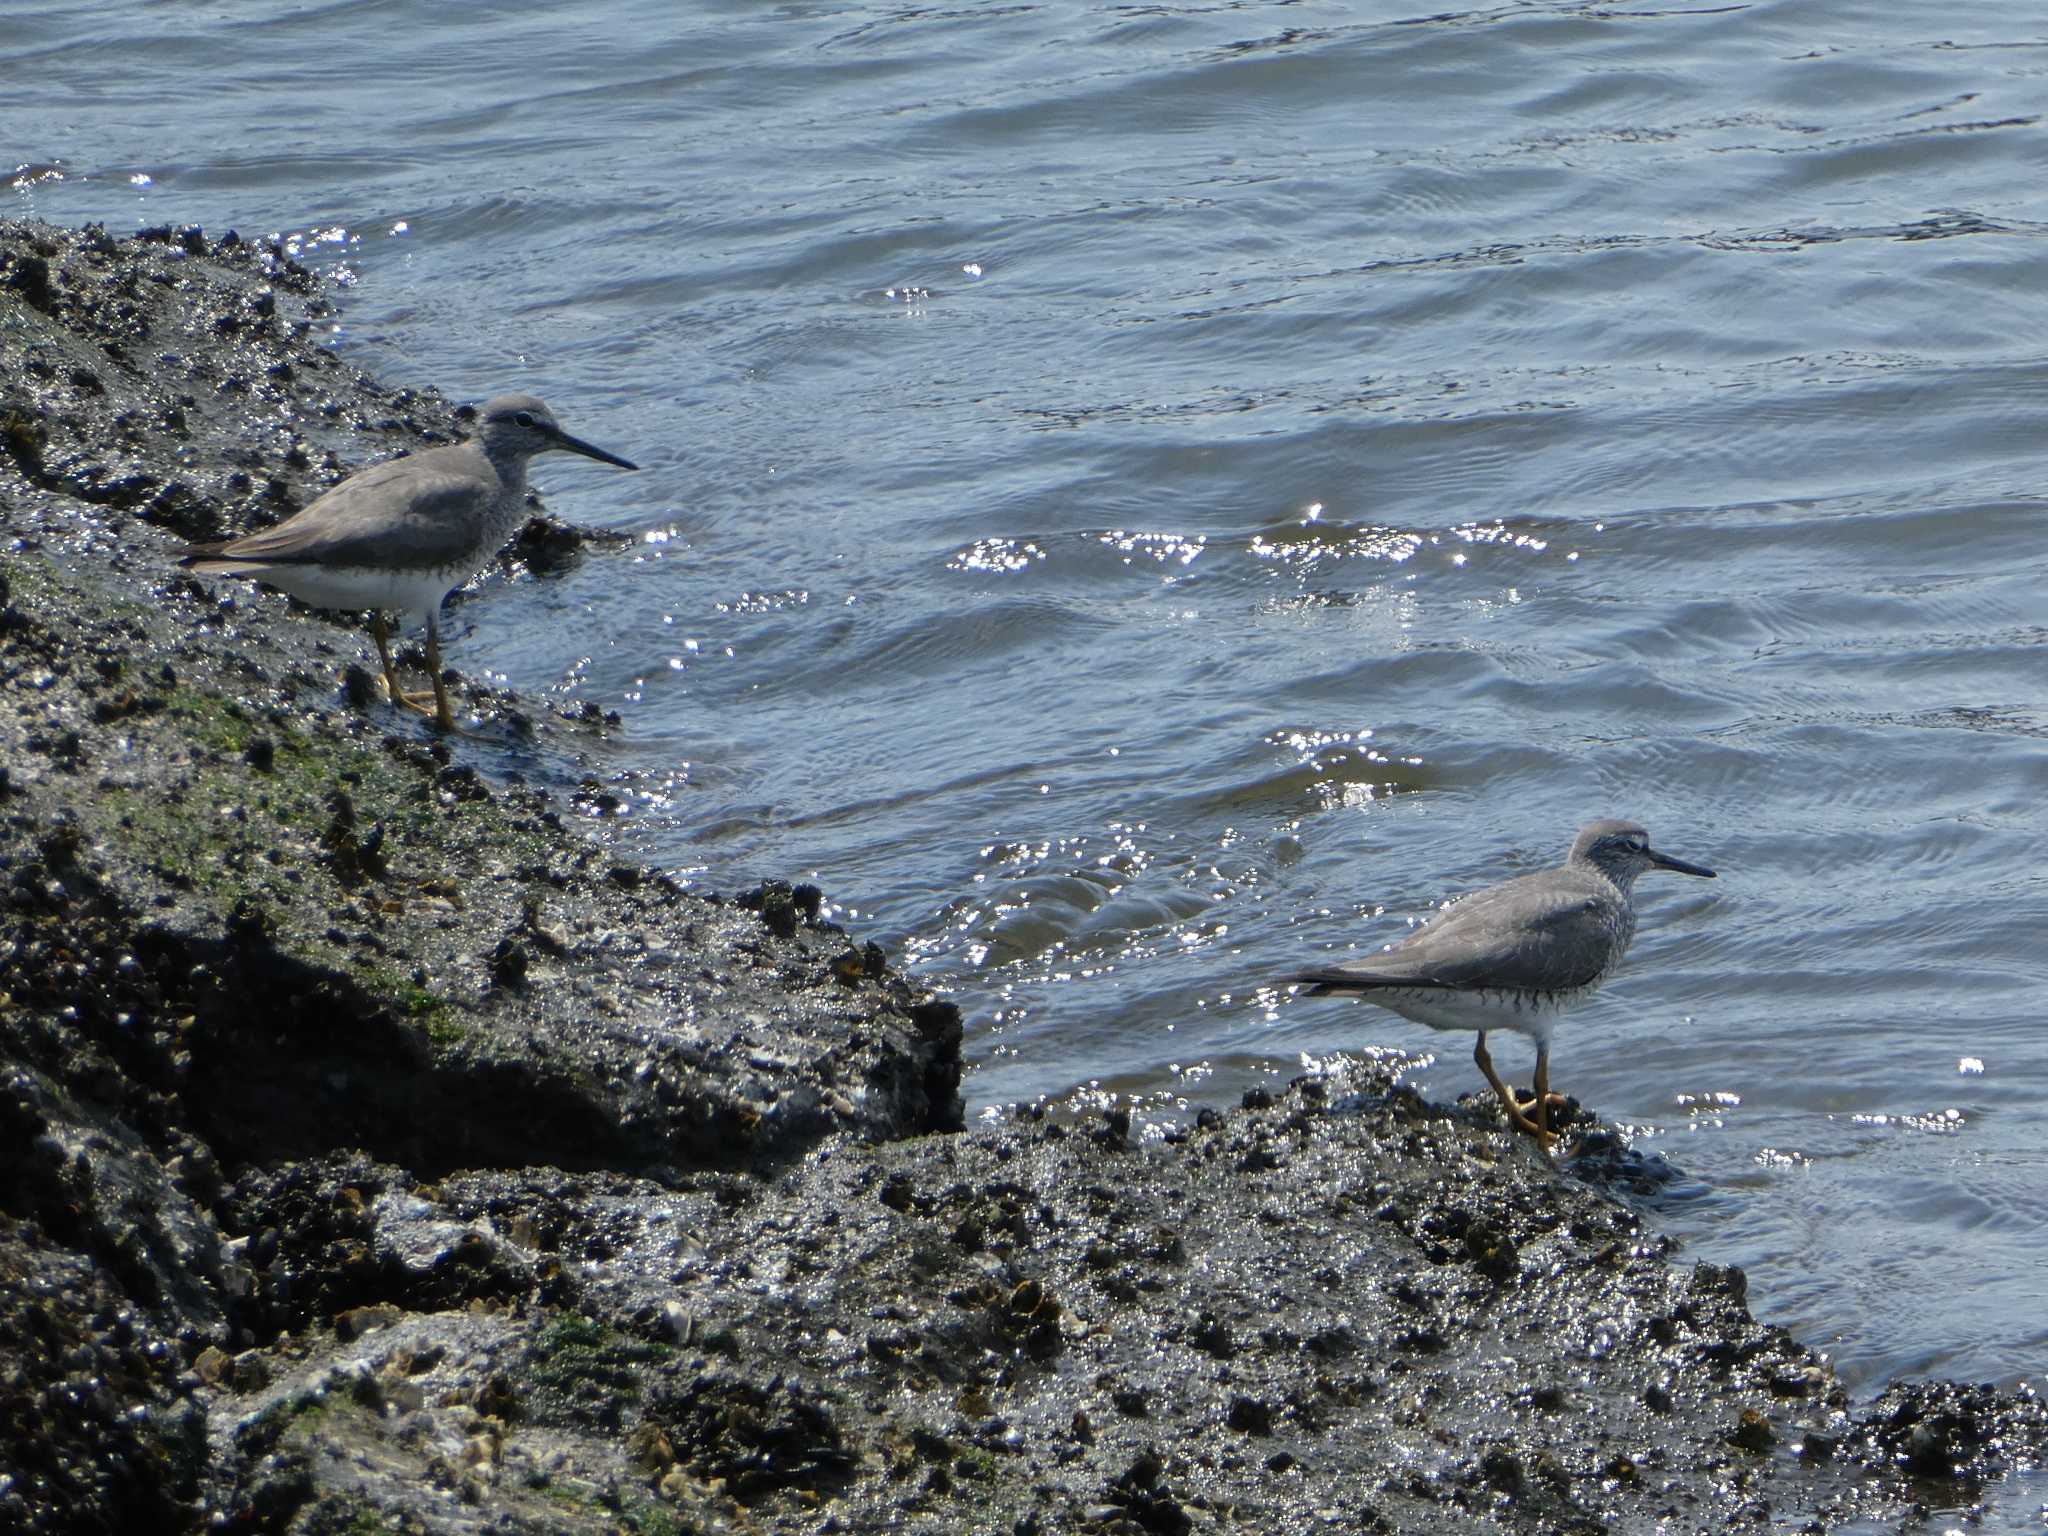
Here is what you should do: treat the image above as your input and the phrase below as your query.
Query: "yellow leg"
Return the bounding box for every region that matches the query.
[423,616,456,733]
[1532,1041,1553,1147]
[373,613,439,718]
[1473,1032,1546,1142]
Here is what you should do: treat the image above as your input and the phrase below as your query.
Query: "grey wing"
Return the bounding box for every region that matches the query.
[210,456,488,571]
[1293,875,1615,994]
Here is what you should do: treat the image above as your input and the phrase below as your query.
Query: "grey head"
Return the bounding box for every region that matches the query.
[1566,818,1716,894]
[472,394,638,471]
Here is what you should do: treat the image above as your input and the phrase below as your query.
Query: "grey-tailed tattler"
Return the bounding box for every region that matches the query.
[180,394,636,731]
[1288,819,1715,1147]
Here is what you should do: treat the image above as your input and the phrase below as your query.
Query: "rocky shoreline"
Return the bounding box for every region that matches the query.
[2,216,2040,1534]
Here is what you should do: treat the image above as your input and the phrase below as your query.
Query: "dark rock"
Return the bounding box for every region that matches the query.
[487,937,529,992]
[651,1371,857,1502]
[1728,1408,1775,1451]
[1226,1395,1273,1435]
[1462,1218,1519,1280]
[319,790,385,884]
[1104,1449,1190,1536]
[4,248,57,311]
[433,763,489,803]
[497,513,627,576]
[740,879,802,937]
[1481,1444,1525,1494]
[1190,1312,1235,1359]
[341,662,378,711]
[1692,1260,1749,1306]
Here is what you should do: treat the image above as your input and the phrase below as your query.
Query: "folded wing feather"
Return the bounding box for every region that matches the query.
[1288,870,1617,996]
[188,453,489,573]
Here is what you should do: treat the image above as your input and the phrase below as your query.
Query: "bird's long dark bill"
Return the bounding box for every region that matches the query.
[553,428,639,470]
[1648,848,1716,878]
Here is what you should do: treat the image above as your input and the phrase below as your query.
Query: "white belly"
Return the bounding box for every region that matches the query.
[1364,985,1583,1047]
[206,560,456,631]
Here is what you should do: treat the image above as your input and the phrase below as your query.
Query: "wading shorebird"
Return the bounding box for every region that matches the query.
[1287,819,1715,1147]
[180,394,637,731]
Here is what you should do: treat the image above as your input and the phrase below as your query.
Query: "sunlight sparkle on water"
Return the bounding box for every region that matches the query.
[1849,1108,1966,1133]
[949,538,1045,574]
[1099,530,1205,567]
[716,589,807,614]
[1249,523,1423,567]
[1452,520,1548,551]
[283,225,354,259]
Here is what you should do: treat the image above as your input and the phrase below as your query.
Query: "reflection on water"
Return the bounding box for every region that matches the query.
[10,0,2048,1394]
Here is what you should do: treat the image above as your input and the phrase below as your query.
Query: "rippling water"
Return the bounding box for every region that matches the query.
[10,0,2048,1396]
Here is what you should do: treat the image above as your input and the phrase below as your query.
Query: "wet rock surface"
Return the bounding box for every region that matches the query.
[3,217,2043,1532]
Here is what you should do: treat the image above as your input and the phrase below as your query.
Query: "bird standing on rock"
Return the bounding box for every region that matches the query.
[1287,818,1716,1148]
[179,394,638,731]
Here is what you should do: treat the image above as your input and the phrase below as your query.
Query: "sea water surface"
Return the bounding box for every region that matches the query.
[7,0,2047,1405]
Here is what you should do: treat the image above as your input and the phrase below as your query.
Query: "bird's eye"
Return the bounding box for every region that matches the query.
[513,411,535,429]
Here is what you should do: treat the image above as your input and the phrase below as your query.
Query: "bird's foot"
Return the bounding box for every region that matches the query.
[425,683,479,738]
[1499,1098,1553,1149]
[387,685,476,736]
[1508,1089,1573,1150]
[385,674,472,735]
[380,662,436,714]
[390,686,440,715]
[1474,1038,1563,1152]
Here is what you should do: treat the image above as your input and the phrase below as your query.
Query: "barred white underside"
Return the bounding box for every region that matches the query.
[189,558,463,633]
[1361,982,1596,1047]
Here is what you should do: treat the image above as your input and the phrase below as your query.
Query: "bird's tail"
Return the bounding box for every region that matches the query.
[1285,969,1370,996]
[1284,968,1445,995]
[176,541,229,568]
